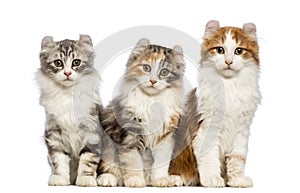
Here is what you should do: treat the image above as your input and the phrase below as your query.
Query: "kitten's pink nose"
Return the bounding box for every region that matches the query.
[150,80,157,85]
[64,71,72,77]
[225,60,233,65]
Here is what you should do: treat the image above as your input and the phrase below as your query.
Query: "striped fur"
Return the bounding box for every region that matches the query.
[97,38,185,187]
[36,35,103,186]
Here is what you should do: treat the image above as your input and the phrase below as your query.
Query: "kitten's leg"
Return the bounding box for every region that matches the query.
[151,139,174,187]
[76,151,100,187]
[47,152,71,186]
[45,120,71,186]
[97,135,121,187]
[192,120,225,187]
[226,119,253,187]
[76,120,102,186]
[120,149,145,187]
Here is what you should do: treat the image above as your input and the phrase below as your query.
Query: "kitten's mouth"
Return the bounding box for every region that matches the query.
[221,67,238,78]
[64,78,73,81]
[140,85,162,95]
[222,67,237,73]
[147,86,157,91]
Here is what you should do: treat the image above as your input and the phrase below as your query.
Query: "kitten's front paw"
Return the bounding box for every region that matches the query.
[227,176,253,188]
[124,176,146,188]
[169,175,184,187]
[48,174,70,186]
[97,173,118,187]
[152,176,171,187]
[76,175,97,187]
[200,175,225,187]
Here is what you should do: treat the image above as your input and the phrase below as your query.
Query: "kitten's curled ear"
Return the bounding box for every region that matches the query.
[243,23,257,38]
[79,34,93,47]
[205,20,220,36]
[131,38,149,56]
[41,36,54,49]
[136,38,150,48]
[172,45,183,56]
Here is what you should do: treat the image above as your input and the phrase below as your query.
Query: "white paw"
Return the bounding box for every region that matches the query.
[76,175,97,187]
[97,173,118,187]
[152,176,170,187]
[48,174,70,186]
[200,175,225,187]
[169,175,183,187]
[227,176,253,188]
[124,176,146,188]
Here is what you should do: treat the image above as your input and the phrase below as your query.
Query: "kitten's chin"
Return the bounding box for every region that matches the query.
[221,69,238,78]
[140,86,162,96]
[57,79,76,87]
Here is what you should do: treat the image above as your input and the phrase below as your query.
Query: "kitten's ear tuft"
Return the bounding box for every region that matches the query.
[243,23,257,37]
[136,38,150,47]
[205,20,220,35]
[41,36,54,49]
[79,34,93,47]
[172,45,183,56]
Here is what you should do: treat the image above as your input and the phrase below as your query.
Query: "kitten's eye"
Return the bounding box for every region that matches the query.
[54,59,63,68]
[160,69,169,76]
[72,59,81,67]
[216,47,225,54]
[143,64,151,72]
[235,48,244,55]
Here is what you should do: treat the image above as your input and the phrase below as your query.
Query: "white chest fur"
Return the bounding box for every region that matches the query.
[120,86,182,148]
[36,70,100,151]
[37,74,98,124]
[196,66,261,153]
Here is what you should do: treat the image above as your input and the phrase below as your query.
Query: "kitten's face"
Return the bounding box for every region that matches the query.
[201,21,259,78]
[39,35,94,86]
[125,39,185,95]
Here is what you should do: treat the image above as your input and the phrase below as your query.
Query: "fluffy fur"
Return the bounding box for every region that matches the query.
[97,38,185,187]
[36,35,103,186]
[169,20,261,187]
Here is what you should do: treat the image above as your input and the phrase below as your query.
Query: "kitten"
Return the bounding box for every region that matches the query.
[97,38,185,187]
[169,20,261,187]
[36,35,103,186]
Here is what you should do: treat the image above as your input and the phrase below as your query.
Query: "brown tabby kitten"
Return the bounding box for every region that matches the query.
[97,38,186,187]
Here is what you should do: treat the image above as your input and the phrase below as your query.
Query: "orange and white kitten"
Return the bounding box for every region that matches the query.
[170,20,261,187]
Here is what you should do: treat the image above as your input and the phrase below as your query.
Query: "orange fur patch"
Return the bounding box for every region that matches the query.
[157,115,180,145]
[144,48,166,65]
[169,145,200,186]
[201,27,259,65]
[225,154,246,181]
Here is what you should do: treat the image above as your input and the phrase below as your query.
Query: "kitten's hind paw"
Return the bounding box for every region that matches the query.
[200,175,225,187]
[227,176,253,188]
[76,175,97,187]
[124,176,146,188]
[48,174,70,186]
[169,175,184,187]
[97,173,118,187]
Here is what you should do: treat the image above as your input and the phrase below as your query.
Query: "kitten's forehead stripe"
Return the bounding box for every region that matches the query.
[57,40,76,57]
[145,45,171,67]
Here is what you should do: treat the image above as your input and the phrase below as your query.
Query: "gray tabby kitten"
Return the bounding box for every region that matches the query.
[36,35,102,186]
[97,38,185,187]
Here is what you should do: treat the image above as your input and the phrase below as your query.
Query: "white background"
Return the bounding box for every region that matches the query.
[0,0,299,192]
